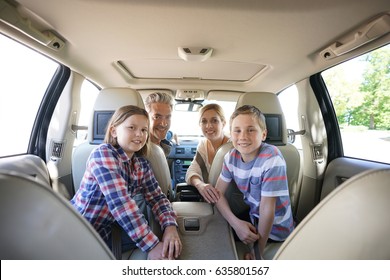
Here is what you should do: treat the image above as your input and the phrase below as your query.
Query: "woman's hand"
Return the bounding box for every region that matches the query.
[197,183,221,203]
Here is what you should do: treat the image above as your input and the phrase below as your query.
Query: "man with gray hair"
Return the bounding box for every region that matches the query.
[144,92,174,156]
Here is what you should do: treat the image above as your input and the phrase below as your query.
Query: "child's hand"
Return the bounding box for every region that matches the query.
[162,226,182,259]
[233,220,259,244]
[147,243,168,260]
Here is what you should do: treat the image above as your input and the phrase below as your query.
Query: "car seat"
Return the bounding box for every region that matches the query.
[274,168,390,259]
[0,170,115,259]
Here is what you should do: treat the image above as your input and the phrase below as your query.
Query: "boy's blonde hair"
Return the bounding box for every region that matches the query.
[230,105,267,131]
[104,105,150,156]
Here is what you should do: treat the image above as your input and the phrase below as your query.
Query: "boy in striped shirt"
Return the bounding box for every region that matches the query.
[215,105,294,259]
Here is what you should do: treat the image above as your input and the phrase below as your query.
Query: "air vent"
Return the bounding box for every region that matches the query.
[178,47,213,62]
[50,140,65,159]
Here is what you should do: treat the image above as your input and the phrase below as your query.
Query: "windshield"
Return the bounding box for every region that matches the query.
[171,110,202,137]
[170,100,236,138]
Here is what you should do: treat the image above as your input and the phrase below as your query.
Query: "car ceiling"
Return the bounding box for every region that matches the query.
[2,0,390,93]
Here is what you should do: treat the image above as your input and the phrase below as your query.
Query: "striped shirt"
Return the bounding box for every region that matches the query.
[71,143,177,252]
[220,142,294,241]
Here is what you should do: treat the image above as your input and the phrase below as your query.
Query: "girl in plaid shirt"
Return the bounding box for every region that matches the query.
[71,105,181,260]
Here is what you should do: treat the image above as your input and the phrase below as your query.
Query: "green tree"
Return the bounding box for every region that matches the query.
[357,46,390,129]
[322,57,364,126]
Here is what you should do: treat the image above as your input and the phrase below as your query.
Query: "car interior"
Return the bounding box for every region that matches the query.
[0,0,390,261]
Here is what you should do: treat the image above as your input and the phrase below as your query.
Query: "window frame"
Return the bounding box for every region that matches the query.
[29,65,71,160]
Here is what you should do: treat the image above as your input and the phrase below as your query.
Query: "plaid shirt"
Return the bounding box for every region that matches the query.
[71,143,177,252]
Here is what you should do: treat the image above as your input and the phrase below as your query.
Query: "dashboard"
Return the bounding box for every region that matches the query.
[168,138,199,187]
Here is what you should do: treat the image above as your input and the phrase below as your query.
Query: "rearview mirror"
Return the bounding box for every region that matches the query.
[174,102,202,112]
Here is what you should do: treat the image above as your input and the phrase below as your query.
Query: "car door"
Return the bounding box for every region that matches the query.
[279,43,390,222]
[0,33,69,189]
[317,44,390,199]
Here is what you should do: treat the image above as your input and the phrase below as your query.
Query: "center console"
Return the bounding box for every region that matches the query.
[168,139,198,186]
[172,202,238,260]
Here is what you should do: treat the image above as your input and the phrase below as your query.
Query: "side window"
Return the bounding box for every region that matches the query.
[321,44,390,164]
[279,85,302,149]
[0,34,58,157]
[74,80,99,145]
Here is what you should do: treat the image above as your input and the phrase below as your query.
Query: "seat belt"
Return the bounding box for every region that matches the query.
[253,241,261,260]
[195,151,209,183]
[110,193,148,259]
[253,218,261,260]
[111,222,122,260]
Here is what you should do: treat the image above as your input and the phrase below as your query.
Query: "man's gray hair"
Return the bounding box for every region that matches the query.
[144,92,174,112]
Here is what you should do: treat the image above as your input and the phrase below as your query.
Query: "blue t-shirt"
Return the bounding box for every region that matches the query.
[220,142,294,241]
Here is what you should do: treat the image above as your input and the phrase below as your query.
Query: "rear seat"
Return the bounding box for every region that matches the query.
[274,168,390,259]
[0,170,115,259]
[208,91,302,260]
[71,87,172,259]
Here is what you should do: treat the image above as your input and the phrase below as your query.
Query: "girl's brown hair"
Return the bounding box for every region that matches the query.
[104,105,150,156]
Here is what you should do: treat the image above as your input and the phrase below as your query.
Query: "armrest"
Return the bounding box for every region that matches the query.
[175,183,203,202]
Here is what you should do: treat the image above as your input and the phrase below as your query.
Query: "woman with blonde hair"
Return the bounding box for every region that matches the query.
[185,103,229,203]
